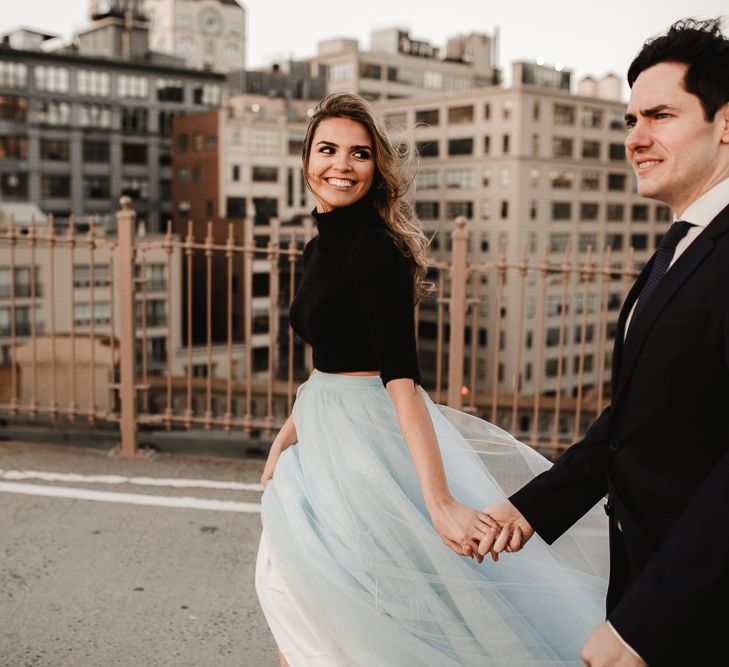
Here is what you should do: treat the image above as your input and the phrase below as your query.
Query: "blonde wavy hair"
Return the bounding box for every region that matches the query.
[302,93,433,302]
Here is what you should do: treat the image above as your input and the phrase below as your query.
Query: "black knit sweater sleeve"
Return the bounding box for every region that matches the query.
[350,230,421,387]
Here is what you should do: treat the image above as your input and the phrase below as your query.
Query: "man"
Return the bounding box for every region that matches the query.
[479,19,729,667]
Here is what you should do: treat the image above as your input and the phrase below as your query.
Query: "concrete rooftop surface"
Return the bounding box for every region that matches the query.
[0,441,276,667]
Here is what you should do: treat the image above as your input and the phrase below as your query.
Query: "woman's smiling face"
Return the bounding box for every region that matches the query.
[305,117,375,212]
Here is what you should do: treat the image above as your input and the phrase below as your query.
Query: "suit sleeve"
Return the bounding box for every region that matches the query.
[350,230,421,388]
[608,447,729,664]
[508,406,611,543]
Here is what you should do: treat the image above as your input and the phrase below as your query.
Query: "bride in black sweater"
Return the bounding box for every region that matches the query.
[254,92,607,667]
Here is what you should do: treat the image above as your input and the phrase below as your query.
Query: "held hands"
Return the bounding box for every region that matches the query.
[476,499,535,561]
[427,496,499,560]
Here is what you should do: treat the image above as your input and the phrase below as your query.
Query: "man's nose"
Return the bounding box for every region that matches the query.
[626,120,652,153]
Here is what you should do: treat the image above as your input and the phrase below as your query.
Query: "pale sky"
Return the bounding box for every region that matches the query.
[2,0,727,97]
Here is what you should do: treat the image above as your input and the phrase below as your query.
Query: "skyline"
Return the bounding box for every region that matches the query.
[1,1,727,98]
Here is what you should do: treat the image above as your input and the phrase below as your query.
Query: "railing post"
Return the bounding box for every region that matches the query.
[114,196,138,458]
[447,216,468,409]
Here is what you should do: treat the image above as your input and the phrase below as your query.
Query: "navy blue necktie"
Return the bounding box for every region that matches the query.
[630,220,694,327]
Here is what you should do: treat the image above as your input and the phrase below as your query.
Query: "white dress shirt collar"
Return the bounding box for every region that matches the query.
[676,177,729,228]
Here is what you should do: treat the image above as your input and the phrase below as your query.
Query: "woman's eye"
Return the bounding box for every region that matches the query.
[354,150,371,159]
[320,146,334,154]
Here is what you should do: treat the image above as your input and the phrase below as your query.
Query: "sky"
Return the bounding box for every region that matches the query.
[2,0,727,98]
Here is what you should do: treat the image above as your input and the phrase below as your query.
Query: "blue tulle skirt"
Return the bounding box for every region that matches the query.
[257,372,608,666]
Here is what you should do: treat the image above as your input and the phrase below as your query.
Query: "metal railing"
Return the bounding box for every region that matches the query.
[0,201,640,459]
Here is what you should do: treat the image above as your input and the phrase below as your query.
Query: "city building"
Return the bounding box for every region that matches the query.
[171,93,316,376]
[377,61,665,412]
[0,0,226,234]
[144,0,246,72]
[311,27,500,101]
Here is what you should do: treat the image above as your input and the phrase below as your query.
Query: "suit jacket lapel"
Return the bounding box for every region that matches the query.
[615,204,729,401]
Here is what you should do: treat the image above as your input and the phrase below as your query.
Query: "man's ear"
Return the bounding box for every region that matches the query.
[720,102,729,144]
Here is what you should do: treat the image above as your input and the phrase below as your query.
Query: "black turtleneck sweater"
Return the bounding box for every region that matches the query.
[289,202,421,387]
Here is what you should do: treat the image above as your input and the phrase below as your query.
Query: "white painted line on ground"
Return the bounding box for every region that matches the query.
[0,469,264,492]
[0,481,263,513]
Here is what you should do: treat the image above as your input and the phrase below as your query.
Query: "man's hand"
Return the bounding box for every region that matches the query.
[581,622,646,666]
[477,499,534,560]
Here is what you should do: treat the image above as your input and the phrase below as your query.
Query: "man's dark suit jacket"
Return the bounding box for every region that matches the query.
[510,203,729,666]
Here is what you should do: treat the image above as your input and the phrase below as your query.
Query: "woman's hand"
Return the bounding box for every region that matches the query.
[260,416,297,488]
[427,495,498,561]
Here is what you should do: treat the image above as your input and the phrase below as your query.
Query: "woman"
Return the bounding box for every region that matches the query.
[255,93,608,666]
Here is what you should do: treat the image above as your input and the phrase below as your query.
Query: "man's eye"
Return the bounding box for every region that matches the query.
[624,120,636,130]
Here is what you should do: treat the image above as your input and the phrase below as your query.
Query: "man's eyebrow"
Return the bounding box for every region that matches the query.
[625,104,677,122]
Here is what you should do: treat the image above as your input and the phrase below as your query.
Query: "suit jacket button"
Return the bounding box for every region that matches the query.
[608,438,620,452]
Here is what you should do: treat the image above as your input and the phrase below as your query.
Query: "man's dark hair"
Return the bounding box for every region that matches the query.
[627,18,729,120]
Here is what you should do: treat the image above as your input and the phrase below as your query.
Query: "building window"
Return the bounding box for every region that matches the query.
[447,201,473,219]
[630,234,648,250]
[582,107,603,128]
[500,167,510,187]
[156,78,184,102]
[73,264,110,288]
[549,233,570,253]
[82,140,109,163]
[178,168,189,184]
[416,140,439,158]
[251,130,280,156]
[502,134,510,154]
[41,175,71,198]
[232,165,240,182]
[253,197,278,225]
[252,166,278,182]
[552,202,572,220]
[581,140,601,159]
[0,135,27,160]
[607,204,624,221]
[609,143,626,161]
[288,132,304,156]
[655,205,671,221]
[578,233,598,252]
[0,61,27,88]
[359,62,382,79]
[446,168,473,189]
[416,201,440,220]
[553,104,575,125]
[632,204,649,222]
[0,173,28,199]
[77,70,110,97]
[580,203,599,221]
[177,134,188,153]
[605,234,624,251]
[122,143,147,165]
[415,109,439,126]
[330,62,355,82]
[40,139,69,161]
[415,170,439,190]
[36,100,70,125]
[483,135,491,155]
[448,138,473,156]
[226,197,246,218]
[193,84,221,106]
[0,95,27,121]
[448,105,474,124]
[552,137,573,158]
[74,302,111,327]
[581,171,600,191]
[500,200,509,219]
[193,165,202,184]
[550,171,574,189]
[121,107,148,134]
[136,299,166,327]
[34,66,69,93]
[480,200,491,220]
[118,75,149,99]
[79,103,111,128]
[121,177,149,200]
[607,173,626,191]
[83,176,110,200]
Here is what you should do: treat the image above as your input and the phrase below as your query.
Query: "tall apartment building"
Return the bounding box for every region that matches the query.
[0,2,225,234]
[377,62,666,405]
[312,27,500,101]
[144,0,246,72]
[171,94,315,375]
